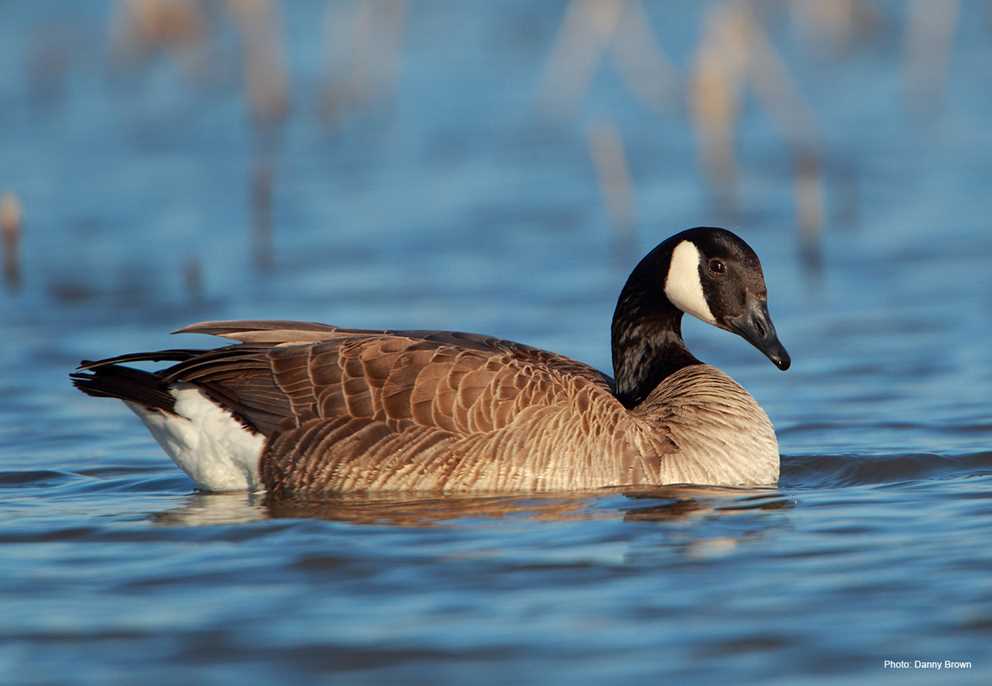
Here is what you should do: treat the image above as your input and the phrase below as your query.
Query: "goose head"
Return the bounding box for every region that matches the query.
[661,227,790,370]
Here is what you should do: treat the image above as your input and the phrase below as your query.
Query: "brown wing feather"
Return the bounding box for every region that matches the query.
[165,321,615,435]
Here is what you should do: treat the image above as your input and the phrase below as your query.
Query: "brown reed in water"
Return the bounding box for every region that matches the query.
[540,0,677,116]
[184,256,204,304]
[905,0,958,116]
[587,121,635,240]
[224,0,289,129]
[793,149,824,274]
[1,192,22,292]
[319,0,407,125]
[223,0,290,270]
[111,0,207,75]
[251,161,274,271]
[788,0,880,54]
[690,2,825,265]
[690,4,748,214]
[609,0,680,112]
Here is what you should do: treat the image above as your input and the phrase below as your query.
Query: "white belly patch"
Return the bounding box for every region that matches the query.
[125,384,264,492]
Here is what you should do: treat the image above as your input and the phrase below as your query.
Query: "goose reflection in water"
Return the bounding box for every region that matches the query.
[151,486,796,529]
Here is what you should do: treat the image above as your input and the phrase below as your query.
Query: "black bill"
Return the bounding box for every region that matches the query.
[727,300,791,371]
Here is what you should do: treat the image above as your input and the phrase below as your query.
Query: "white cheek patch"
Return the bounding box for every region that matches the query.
[664,241,717,324]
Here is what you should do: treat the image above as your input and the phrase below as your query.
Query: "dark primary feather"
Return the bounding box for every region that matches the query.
[76,349,205,370]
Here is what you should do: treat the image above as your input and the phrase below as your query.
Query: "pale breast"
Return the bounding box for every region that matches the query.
[631,365,780,486]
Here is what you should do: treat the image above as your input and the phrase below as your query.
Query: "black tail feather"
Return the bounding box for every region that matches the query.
[71,345,281,434]
[76,349,204,371]
[71,364,177,413]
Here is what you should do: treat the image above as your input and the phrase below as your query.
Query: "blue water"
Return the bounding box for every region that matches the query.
[1,2,990,684]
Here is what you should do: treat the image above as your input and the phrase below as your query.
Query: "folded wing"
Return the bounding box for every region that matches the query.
[159,320,617,439]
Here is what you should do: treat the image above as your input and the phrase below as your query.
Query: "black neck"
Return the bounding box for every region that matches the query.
[611,251,701,409]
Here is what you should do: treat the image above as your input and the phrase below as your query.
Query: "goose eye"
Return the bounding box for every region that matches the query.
[708,259,726,275]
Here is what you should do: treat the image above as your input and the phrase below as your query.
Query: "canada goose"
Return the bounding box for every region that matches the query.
[72,227,790,494]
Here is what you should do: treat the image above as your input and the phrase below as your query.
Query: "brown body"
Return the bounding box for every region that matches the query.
[106,320,778,494]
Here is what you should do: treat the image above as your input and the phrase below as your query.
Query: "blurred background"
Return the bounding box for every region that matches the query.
[1,2,991,684]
